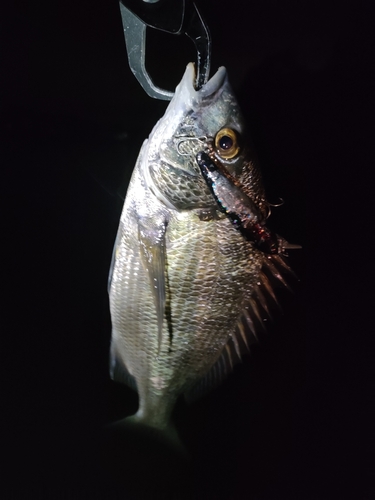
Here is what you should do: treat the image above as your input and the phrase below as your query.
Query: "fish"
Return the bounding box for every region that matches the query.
[108,62,297,436]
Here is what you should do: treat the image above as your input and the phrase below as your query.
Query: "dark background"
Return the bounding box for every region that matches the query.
[2,0,373,498]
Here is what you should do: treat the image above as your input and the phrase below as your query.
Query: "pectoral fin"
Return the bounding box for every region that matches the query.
[138,220,168,353]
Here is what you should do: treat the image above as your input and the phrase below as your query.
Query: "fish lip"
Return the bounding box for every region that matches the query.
[178,62,227,102]
[198,65,227,97]
[192,63,227,97]
[163,63,228,126]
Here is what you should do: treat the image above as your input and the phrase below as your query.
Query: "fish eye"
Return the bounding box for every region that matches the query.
[214,128,240,159]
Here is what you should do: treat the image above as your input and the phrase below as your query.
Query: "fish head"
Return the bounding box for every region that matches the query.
[145,63,267,216]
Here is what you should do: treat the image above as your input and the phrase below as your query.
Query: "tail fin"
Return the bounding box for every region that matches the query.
[103,416,191,497]
[105,415,188,458]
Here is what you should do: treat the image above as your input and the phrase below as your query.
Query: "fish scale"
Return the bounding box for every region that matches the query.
[109,63,296,433]
[111,196,262,426]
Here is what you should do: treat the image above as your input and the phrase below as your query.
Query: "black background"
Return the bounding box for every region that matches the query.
[2,0,373,498]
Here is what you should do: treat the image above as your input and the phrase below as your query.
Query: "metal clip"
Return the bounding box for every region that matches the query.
[119,0,211,100]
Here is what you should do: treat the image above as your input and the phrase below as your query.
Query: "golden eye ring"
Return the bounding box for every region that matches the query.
[214,127,240,159]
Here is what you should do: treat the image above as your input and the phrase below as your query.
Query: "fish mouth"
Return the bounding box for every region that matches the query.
[200,65,227,95]
[179,62,227,101]
[165,63,228,124]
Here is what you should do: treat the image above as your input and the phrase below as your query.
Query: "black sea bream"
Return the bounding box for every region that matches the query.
[108,63,295,431]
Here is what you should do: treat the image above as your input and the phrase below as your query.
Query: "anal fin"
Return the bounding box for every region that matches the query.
[184,335,241,403]
[110,341,137,391]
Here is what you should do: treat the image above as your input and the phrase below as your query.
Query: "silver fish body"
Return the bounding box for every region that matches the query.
[109,63,292,430]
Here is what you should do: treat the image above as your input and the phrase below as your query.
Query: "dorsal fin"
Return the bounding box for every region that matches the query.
[230,253,296,363]
[185,253,295,403]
